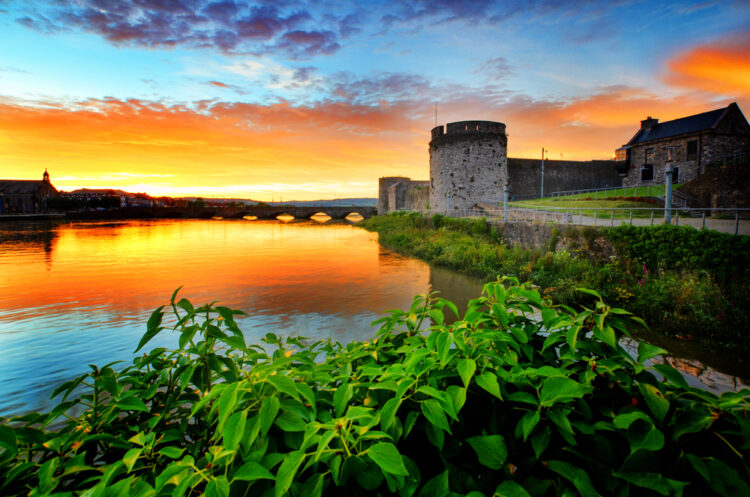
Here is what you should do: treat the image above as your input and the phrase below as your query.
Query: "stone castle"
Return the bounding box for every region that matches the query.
[379,103,750,214]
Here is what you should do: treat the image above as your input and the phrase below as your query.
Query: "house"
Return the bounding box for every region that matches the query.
[0,170,58,214]
[616,102,750,187]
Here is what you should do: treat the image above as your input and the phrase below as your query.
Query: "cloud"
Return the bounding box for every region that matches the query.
[15,1,356,59]
[664,32,750,99]
[475,57,514,80]
[0,81,736,199]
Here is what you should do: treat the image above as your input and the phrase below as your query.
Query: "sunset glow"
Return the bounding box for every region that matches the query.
[1,1,749,199]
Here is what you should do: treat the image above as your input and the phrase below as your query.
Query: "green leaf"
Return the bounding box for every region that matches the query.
[38,457,59,493]
[466,434,507,470]
[457,359,476,388]
[303,473,325,497]
[206,475,230,497]
[593,325,616,348]
[267,374,300,401]
[576,288,602,300]
[531,426,551,459]
[421,399,451,434]
[436,331,453,365]
[476,372,503,400]
[367,442,409,476]
[123,448,143,472]
[566,326,581,351]
[547,460,601,497]
[380,397,401,431]
[275,450,306,497]
[260,396,281,436]
[275,410,307,432]
[520,410,540,441]
[0,425,17,455]
[135,306,165,353]
[223,410,247,451]
[234,461,275,482]
[117,396,149,413]
[652,364,689,389]
[334,383,353,417]
[539,377,592,406]
[628,420,664,453]
[418,469,449,497]
[637,342,668,363]
[613,411,652,430]
[613,472,688,496]
[158,447,185,459]
[495,480,532,497]
[638,384,670,424]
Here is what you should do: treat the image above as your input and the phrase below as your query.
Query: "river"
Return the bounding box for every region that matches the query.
[0,218,746,417]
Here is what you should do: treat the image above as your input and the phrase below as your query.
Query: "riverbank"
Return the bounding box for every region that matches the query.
[359,213,750,358]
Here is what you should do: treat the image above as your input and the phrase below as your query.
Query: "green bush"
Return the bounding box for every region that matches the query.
[2,283,749,497]
[360,215,750,354]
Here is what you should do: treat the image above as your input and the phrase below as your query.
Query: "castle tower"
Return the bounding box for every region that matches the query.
[429,121,507,213]
[378,176,409,215]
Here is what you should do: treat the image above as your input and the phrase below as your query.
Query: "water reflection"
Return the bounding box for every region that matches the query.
[0,219,747,417]
[0,219,434,415]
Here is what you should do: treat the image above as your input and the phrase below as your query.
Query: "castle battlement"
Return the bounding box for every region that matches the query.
[431,121,506,141]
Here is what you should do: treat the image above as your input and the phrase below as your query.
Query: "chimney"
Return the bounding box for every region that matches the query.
[641,116,658,130]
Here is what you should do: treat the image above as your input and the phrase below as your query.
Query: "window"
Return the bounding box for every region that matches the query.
[666,146,675,161]
[615,148,627,161]
[672,167,679,183]
[687,140,698,160]
[645,148,654,163]
[641,164,654,181]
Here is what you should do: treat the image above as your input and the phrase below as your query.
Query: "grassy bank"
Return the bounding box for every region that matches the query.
[360,213,750,354]
[2,286,748,496]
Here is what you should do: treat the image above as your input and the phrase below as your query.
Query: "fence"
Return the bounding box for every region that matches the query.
[420,205,750,236]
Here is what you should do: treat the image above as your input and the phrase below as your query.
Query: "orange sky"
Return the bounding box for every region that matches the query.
[2,26,749,199]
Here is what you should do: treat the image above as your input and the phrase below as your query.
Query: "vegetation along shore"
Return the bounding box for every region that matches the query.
[360,213,750,358]
[1,283,749,496]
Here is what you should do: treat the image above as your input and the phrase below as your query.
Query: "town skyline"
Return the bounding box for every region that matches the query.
[1,0,749,200]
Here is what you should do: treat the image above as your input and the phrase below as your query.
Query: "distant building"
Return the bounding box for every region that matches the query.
[0,170,58,214]
[616,102,750,187]
[61,189,167,207]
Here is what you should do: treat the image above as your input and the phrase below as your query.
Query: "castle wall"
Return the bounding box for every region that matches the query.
[378,176,408,214]
[429,121,507,212]
[404,181,429,211]
[384,180,429,213]
[507,158,621,199]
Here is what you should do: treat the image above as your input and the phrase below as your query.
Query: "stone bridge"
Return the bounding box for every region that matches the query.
[240,205,376,220]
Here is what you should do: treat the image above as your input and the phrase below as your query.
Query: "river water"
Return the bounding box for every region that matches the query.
[0,218,746,417]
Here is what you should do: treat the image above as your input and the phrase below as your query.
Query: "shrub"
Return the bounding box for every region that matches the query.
[1,283,749,497]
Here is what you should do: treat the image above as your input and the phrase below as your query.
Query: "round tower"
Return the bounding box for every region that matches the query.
[429,121,507,213]
[378,176,409,215]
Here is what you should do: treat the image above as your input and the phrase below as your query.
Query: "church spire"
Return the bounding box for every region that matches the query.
[43,169,49,183]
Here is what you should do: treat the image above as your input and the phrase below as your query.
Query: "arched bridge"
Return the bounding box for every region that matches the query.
[241,205,376,220]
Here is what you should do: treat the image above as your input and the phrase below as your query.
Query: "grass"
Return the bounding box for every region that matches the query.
[540,184,683,201]
[508,198,663,218]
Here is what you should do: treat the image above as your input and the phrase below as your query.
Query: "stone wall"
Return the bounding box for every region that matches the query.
[382,178,429,213]
[622,133,750,188]
[429,121,508,212]
[404,181,429,211]
[507,158,621,199]
[378,176,408,215]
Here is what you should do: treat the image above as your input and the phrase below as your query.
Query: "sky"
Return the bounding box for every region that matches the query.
[1,0,749,200]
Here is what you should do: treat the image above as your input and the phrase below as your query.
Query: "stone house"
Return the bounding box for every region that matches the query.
[617,102,750,187]
[0,170,58,214]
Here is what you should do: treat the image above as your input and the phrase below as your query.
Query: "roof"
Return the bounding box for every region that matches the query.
[625,103,737,146]
[0,180,46,195]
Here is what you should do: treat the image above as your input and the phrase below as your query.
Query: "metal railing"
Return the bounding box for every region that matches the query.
[468,204,750,235]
